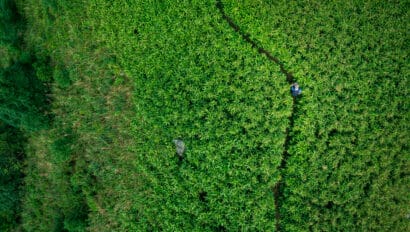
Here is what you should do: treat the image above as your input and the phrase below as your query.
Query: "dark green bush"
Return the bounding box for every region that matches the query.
[0,122,25,231]
[0,0,50,131]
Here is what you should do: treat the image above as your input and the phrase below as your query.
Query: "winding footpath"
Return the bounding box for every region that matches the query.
[216,1,298,231]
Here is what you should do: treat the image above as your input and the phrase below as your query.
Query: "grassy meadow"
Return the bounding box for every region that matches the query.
[1,0,409,231]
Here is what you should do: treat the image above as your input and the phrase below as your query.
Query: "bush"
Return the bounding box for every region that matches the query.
[0,122,25,231]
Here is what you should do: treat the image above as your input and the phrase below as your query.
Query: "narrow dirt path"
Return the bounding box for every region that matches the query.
[216,1,297,231]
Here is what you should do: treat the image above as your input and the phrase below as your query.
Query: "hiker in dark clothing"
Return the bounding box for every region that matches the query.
[290,82,302,97]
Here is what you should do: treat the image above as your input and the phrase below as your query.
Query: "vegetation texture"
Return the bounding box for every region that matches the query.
[222,0,410,231]
[0,0,409,231]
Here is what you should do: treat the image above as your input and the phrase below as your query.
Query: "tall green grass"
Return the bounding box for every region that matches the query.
[20,0,292,231]
[7,0,409,231]
[223,0,409,231]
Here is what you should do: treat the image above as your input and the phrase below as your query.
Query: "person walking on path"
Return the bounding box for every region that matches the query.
[290,82,302,97]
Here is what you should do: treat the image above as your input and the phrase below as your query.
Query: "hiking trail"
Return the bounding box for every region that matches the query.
[216,1,298,231]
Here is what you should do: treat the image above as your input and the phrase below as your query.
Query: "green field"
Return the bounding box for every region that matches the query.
[1,0,409,231]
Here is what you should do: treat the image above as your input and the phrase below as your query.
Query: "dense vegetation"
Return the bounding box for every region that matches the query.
[0,0,50,131]
[0,123,25,231]
[0,0,408,231]
[222,0,409,231]
[1,0,50,230]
